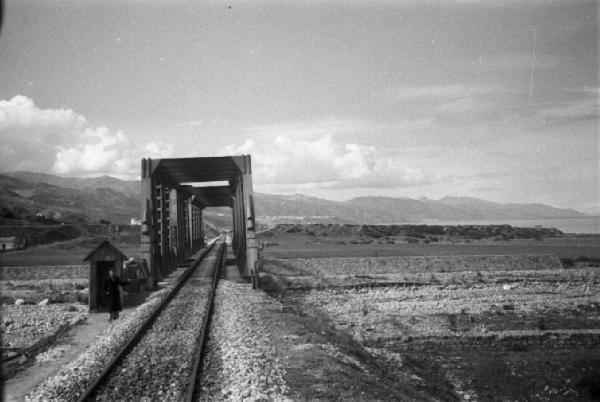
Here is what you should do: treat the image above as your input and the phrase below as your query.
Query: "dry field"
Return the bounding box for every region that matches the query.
[1,265,89,370]
[0,233,141,380]
[0,231,140,267]
[0,266,89,305]
[262,250,600,401]
[0,264,149,384]
[259,231,600,260]
[3,228,600,400]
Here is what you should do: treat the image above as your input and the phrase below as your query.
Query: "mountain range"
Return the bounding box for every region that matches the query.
[0,171,589,225]
[0,172,139,224]
[256,193,588,225]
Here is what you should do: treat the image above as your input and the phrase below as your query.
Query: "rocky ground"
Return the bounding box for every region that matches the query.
[5,237,600,401]
[18,267,187,402]
[0,278,88,305]
[263,256,600,401]
[2,304,87,351]
[200,279,454,401]
[94,247,221,402]
[199,280,290,401]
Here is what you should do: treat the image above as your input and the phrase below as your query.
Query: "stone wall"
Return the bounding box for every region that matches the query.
[376,330,600,352]
[1,265,88,280]
[278,254,563,276]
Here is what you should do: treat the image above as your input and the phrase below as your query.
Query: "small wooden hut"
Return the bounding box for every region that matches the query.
[83,240,127,312]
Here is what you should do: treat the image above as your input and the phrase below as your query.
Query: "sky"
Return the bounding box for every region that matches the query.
[0,0,598,213]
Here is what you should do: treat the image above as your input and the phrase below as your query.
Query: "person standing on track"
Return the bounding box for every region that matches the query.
[104,267,130,321]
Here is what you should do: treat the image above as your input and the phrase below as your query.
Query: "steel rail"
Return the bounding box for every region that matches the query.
[77,242,217,402]
[185,241,226,402]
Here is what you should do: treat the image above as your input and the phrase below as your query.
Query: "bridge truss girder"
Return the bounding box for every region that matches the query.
[140,156,257,285]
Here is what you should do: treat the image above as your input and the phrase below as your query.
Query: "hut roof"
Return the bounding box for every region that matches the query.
[83,240,127,262]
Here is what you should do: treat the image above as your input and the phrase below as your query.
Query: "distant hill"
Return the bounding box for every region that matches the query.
[4,171,139,196]
[254,193,587,225]
[0,171,589,226]
[0,173,138,224]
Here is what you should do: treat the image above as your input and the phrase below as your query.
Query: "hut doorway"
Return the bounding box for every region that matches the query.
[96,261,115,310]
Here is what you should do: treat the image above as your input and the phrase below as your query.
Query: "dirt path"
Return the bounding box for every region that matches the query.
[3,314,105,401]
[2,291,151,402]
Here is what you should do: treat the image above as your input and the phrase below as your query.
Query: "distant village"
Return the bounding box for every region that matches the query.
[0,204,143,252]
[0,235,26,252]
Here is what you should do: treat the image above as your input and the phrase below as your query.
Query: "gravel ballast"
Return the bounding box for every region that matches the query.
[24,267,189,402]
[199,280,291,401]
[94,283,212,401]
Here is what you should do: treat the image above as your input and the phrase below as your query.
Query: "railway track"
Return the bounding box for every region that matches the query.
[78,241,225,401]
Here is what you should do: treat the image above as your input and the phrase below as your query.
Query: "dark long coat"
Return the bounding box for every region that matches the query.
[104,275,128,312]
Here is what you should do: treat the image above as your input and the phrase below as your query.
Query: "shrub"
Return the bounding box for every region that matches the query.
[560,258,575,268]
[75,292,89,304]
[49,293,68,303]
[447,314,457,331]
[0,206,14,218]
[536,317,547,331]
[561,256,600,268]
[510,342,528,352]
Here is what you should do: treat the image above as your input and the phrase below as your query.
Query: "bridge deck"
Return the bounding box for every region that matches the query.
[220,245,242,281]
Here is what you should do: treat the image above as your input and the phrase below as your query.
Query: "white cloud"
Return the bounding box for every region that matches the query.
[478,53,560,72]
[237,117,439,156]
[576,86,600,96]
[144,141,175,159]
[218,133,431,190]
[0,95,87,131]
[436,98,496,117]
[53,127,129,174]
[174,120,203,129]
[244,117,377,143]
[0,95,173,178]
[334,144,375,180]
[383,84,498,101]
[537,99,599,123]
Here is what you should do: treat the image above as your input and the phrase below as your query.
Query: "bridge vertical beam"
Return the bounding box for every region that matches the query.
[231,182,239,257]
[178,192,186,261]
[193,204,198,249]
[169,187,180,267]
[141,158,161,286]
[242,155,257,281]
[196,207,203,249]
[235,180,242,269]
[198,207,205,246]
[233,177,247,276]
[158,182,170,275]
[194,206,199,248]
[182,195,189,259]
[187,198,194,254]
[230,192,236,252]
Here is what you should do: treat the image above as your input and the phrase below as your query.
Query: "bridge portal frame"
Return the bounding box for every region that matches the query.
[140,155,257,286]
